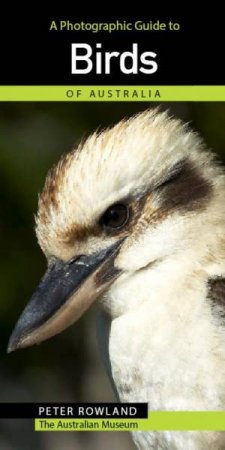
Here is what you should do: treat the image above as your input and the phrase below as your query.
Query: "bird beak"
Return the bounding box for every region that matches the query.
[7,241,122,353]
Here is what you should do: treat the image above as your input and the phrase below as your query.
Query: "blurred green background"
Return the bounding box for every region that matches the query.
[0,102,225,450]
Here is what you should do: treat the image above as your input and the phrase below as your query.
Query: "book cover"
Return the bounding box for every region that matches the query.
[0,10,225,450]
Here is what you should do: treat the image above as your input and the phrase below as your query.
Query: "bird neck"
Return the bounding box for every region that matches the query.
[106,254,225,410]
[100,252,204,319]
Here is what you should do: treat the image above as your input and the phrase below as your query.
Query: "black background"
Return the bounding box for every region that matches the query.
[0,403,148,419]
[0,11,223,85]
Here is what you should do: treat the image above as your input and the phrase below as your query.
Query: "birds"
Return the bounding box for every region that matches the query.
[8,109,225,449]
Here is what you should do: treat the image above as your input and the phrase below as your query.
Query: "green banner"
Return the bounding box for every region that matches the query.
[35,412,225,431]
[0,86,225,101]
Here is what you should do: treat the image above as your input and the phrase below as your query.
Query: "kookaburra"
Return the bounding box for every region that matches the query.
[8,109,225,449]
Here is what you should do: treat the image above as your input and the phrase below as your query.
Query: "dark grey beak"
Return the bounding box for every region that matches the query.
[7,241,122,353]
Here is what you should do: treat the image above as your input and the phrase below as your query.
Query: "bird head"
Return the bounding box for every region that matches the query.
[8,108,221,352]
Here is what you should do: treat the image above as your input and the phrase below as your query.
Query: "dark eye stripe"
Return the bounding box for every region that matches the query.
[159,160,212,212]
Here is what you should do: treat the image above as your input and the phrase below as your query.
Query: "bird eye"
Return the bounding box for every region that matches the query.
[100,204,129,231]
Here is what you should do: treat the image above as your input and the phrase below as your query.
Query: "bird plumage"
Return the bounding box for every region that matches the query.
[10,109,225,449]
